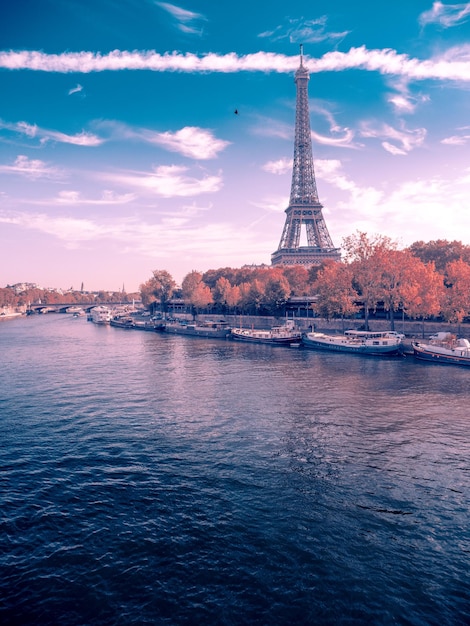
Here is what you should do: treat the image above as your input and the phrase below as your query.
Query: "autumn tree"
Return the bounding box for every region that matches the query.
[237,279,265,315]
[140,269,176,316]
[212,276,241,313]
[377,249,423,331]
[313,261,358,327]
[0,287,17,308]
[263,274,291,315]
[181,271,213,317]
[343,231,397,330]
[282,265,310,296]
[408,240,470,273]
[401,261,444,336]
[202,267,238,290]
[441,259,470,326]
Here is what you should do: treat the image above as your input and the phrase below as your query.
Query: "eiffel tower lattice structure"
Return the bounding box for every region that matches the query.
[271,46,341,267]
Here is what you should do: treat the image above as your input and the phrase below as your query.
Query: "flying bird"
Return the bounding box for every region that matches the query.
[234,109,239,115]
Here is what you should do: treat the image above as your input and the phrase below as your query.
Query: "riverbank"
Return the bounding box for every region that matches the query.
[191,314,470,340]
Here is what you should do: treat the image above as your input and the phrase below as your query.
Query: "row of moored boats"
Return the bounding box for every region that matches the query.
[87,307,470,367]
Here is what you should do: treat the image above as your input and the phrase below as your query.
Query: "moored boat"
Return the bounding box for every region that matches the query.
[89,306,112,324]
[230,319,302,345]
[412,335,470,366]
[164,319,231,338]
[66,306,85,316]
[302,329,403,356]
[110,316,165,332]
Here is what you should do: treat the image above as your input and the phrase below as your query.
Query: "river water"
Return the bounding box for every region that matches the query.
[1,314,469,625]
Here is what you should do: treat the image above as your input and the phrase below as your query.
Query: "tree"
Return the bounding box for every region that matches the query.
[343,232,397,330]
[408,240,470,273]
[378,249,421,331]
[401,261,444,336]
[282,265,309,296]
[0,287,17,308]
[441,259,470,326]
[182,271,212,317]
[263,275,291,315]
[237,279,265,315]
[140,269,176,316]
[212,277,241,313]
[313,262,358,327]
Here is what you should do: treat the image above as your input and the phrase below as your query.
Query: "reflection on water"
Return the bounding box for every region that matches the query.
[0,315,469,625]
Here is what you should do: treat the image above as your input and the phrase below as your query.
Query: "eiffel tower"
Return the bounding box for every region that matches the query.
[271,46,340,267]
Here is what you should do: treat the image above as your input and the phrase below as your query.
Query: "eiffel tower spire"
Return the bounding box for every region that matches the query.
[271,46,340,267]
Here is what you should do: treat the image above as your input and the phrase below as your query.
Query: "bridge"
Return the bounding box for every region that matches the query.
[27,301,141,314]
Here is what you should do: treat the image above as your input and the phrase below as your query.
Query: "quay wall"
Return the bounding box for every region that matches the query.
[193,314,470,340]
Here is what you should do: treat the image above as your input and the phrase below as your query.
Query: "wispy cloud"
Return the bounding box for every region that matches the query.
[155,2,206,35]
[311,128,357,148]
[0,119,104,146]
[68,83,83,95]
[0,209,263,263]
[101,164,223,197]
[0,155,62,179]
[262,158,292,175]
[419,1,470,28]
[278,157,466,247]
[359,122,427,155]
[259,15,349,44]
[441,127,470,144]
[95,120,230,158]
[2,45,470,85]
[132,126,229,159]
[54,190,137,205]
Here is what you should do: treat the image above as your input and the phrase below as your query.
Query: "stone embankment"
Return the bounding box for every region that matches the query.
[200,314,469,340]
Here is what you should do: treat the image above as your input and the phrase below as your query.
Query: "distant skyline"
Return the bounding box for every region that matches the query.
[1,1,470,290]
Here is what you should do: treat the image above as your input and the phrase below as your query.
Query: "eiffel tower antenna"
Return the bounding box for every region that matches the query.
[271,46,340,267]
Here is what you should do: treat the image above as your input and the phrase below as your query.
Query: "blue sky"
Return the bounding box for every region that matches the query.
[1,1,470,291]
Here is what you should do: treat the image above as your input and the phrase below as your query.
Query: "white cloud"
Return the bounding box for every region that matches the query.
[102,164,223,197]
[419,1,470,28]
[0,119,104,147]
[0,208,264,264]
[54,190,137,205]
[311,128,357,148]
[387,94,416,113]
[16,121,38,137]
[2,45,470,85]
[40,129,103,146]
[382,142,408,156]
[359,122,426,154]
[262,158,292,175]
[303,159,470,246]
[92,121,228,159]
[441,134,470,144]
[68,83,83,95]
[141,126,230,159]
[156,2,206,35]
[259,15,349,44]
[0,155,62,179]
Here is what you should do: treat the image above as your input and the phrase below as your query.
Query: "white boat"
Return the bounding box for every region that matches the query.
[412,335,470,367]
[89,306,112,324]
[230,319,302,345]
[66,306,85,316]
[302,329,403,356]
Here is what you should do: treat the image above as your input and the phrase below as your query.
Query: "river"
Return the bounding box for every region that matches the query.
[1,314,469,625]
